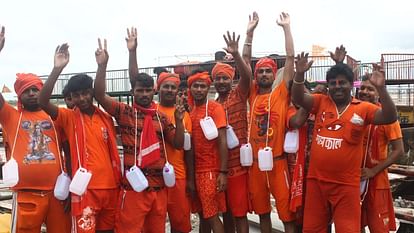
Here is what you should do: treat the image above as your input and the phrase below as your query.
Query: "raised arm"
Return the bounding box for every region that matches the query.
[242,12,259,66]
[329,45,347,64]
[0,26,6,109]
[289,107,309,129]
[291,52,314,112]
[370,64,398,124]
[39,44,70,120]
[223,31,251,94]
[0,26,5,53]
[276,12,295,88]
[94,38,116,111]
[126,27,138,88]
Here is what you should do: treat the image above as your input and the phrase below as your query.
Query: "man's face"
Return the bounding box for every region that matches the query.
[213,74,232,95]
[358,80,378,104]
[64,96,75,109]
[71,88,94,111]
[20,86,40,110]
[190,80,209,102]
[256,66,274,89]
[132,82,155,108]
[327,75,353,105]
[159,81,178,105]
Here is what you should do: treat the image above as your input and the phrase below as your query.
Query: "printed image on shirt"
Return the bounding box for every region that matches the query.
[21,120,56,164]
[253,105,278,137]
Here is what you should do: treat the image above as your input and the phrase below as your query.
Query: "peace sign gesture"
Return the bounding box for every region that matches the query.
[95,38,108,66]
[246,12,259,35]
[174,95,186,122]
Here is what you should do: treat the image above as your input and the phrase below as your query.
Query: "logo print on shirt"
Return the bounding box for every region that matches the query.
[77,206,96,231]
[21,120,56,164]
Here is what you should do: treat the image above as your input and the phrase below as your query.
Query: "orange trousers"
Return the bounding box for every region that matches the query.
[14,190,71,233]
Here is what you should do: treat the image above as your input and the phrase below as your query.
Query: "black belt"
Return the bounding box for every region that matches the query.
[124,166,163,177]
[122,185,164,192]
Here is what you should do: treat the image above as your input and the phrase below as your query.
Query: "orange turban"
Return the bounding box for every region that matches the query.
[254,57,278,79]
[187,71,211,107]
[157,72,180,90]
[211,62,235,80]
[14,73,43,111]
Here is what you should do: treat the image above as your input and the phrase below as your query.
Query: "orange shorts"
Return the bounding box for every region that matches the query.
[15,190,71,233]
[167,179,192,232]
[248,158,295,222]
[115,188,167,233]
[362,188,396,232]
[193,172,226,219]
[303,179,360,233]
[75,189,118,233]
[226,173,251,217]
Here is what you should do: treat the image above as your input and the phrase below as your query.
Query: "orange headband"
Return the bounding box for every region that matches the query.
[211,62,235,80]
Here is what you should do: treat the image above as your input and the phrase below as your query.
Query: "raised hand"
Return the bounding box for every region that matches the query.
[174,95,186,122]
[125,27,138,51]
[95,38,108,66]
[369,63,386,88]
[246,11,259,35]
[276,12,290,28]
[329,45,347,64]
[295,52,313,73]
[0,26,5,52]
[223,31,240,55]
[54,43,70,69]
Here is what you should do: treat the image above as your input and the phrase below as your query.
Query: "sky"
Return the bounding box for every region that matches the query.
[0,0,413,91]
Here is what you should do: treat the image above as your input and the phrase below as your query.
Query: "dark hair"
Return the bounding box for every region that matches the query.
[133,72,154,88]
[215,51,226,61]
[326,63,354,84]
[153,67,169,77]
[66,74,93,93]
[178,80,188,90]
[62,84,70,97]
[360,74,369,81]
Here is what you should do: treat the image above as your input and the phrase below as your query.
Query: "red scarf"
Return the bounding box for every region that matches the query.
[71,107,121,216]
[133,102,161,168]
[289,125,307,213]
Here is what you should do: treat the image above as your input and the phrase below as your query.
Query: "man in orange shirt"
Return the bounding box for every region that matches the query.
[292,53,398,232]
[246,13,296,233]
[358,76,404,232]
[39,43,121,233]
[212,31,252,233]
[188,70,228,233]
[153,71,195,233]
[0,27,70,233]
[93,38,185,233]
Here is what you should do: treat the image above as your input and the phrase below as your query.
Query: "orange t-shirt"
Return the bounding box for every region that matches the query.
[219,84,249,177]
[106,101,175,188]
[190,100,226,173]
[248,80,289,158]
[308,94,379,186]
[55,108,117,189]
[157,105,192,179]
[366,121,402,189]
[0,103,61,190]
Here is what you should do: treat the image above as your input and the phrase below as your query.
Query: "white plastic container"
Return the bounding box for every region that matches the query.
[183,131,191,151]
[69,168,92,196]
[2,158,19,187]
[240,143,253,167]
[126,165,148,192]
[360,180,368,195]
[200,116,218,140]
[163,163,176,188]
[258,147,273,171]
[226,126,239,149]
[283,129,299,153]
[54,172,71,200]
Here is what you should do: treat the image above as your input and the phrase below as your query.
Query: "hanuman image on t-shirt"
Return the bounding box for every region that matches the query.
[21,120,56,164]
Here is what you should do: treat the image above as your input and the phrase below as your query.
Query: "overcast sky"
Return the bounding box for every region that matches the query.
[0,0,413,90]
